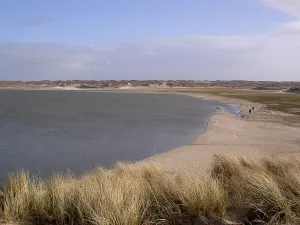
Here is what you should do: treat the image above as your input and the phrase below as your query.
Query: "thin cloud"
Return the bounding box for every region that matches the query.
[261,0,300,18]
[1,26,300,81]
[3,2,300,81]
[19,17,53,26]
[276,21,300,34]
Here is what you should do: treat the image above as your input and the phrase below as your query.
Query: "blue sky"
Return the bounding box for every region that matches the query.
[1,0,300,80]
[0,0,291,44]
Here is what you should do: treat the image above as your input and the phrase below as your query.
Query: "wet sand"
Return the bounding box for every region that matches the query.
[143,94,300,173]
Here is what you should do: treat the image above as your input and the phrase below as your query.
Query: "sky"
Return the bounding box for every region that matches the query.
[1,0,300,81]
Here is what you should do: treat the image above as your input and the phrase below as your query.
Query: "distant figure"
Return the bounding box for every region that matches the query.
[249,109,252,114]
[252,106,255,111]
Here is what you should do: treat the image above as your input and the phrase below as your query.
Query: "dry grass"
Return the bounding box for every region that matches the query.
[1,155,300,224]
[211,155,300,224]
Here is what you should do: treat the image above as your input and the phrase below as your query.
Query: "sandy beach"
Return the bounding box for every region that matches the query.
[144,95,300,173]
[2,86,300,174]
[1,90,300,224]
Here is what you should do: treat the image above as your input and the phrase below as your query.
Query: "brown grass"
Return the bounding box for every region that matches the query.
[1,155,300,224]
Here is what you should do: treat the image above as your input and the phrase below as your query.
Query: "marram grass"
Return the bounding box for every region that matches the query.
[1,155,300,224]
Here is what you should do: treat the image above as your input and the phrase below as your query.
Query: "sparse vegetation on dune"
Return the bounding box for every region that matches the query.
[152,88,300,116]
[1,155,300,224]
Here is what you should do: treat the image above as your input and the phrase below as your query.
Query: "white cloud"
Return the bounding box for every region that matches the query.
[3,0,300,81]
[260,0,300,35]
[261,0,300,17]
[276,20,300,34]
[1,30,300,81]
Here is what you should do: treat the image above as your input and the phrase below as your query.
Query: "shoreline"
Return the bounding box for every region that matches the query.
[1,89,300,224]
[2,87,300,174]
[142,94,300,173]
[1,85,298,124]
[0,89,222,179]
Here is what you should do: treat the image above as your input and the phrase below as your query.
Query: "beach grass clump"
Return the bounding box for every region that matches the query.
[1,155,300,224]
[0,162,227,225]
[211,155,300,224]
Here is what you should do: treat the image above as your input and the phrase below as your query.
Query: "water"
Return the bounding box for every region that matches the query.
[0,90,219,182]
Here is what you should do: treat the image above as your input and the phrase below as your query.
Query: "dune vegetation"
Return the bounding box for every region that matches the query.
[151,88,300,116]
[1,155,300,224]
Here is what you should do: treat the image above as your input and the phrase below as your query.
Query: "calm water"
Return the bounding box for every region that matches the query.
[0,90,219,182]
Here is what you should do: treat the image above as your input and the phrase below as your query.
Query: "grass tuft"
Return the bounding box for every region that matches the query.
[1,155,300,224]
